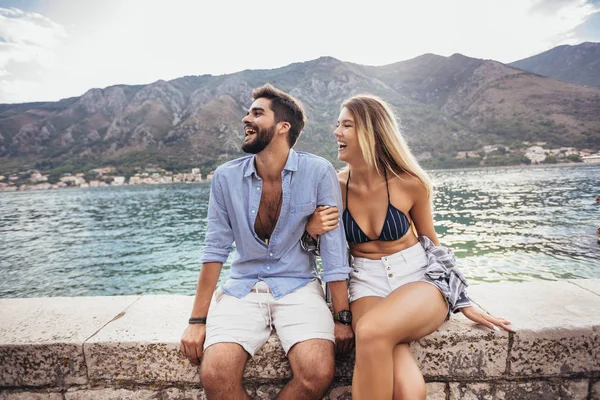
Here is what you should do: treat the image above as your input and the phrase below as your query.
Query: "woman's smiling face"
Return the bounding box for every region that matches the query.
[333,107,361,163]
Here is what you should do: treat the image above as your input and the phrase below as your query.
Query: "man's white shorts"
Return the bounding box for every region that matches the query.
[204,279,335,356]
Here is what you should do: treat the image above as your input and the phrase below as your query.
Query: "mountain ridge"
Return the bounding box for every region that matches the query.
[1,47,599,176]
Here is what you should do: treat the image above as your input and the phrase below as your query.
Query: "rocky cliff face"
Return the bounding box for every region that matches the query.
[1,48,599,173]
[509,42,600,88]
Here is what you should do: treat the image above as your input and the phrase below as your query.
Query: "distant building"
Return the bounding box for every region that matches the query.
[582,155,600,163]
[112,176,126,186]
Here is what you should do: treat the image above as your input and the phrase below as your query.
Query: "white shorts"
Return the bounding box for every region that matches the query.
[349,242,442,303]
[204,279,335,356]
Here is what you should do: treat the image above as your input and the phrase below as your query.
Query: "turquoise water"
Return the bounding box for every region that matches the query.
[1,164,598,298]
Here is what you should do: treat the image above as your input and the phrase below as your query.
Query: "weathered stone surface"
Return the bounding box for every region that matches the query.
[85,295,200,385]
[64,388,159,399]
[0,392,62,400]
[411,313,508,378]
[469,281,600,376]
[495,379,588,399]
[327,385,351,400]
[569,278,600,296]
[0,296,139,387]
[426,382,447,400]
[161,388,206,400]
[244,334,291,379]
[592,380,600,400]
[449,382,494,400]
[254,383,285,400]
[324,382,445,399]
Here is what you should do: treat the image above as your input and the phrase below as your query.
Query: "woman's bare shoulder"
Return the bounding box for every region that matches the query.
[392,172,428,197]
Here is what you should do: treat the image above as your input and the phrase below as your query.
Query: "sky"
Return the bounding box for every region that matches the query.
[0,0,599,104]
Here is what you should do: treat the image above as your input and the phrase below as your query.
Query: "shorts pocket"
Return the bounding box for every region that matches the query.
[213,287,225,304]
[350,268,362,281]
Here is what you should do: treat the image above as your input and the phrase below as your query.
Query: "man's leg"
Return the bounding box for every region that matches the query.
[201,287,272,400]
[273,280,337,400]
[200,343,249,400]
[276,338,334,400]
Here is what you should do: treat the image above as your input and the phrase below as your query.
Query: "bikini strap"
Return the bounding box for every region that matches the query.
[345,170,351,210]
[384,169,391,202]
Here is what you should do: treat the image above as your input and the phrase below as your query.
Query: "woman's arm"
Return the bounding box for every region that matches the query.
[409,178,514,333]
[306,206,340,239]
[407,179,439,245]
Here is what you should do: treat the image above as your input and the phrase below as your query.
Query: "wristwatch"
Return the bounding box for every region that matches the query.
[333,310,352,326]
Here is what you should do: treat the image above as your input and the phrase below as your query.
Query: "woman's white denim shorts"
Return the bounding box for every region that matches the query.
[349,242,444,305]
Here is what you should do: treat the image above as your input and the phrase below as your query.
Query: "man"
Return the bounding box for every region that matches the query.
[180,84,353,400]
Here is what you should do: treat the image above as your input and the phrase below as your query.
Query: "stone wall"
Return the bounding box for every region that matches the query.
[1,279,599,399]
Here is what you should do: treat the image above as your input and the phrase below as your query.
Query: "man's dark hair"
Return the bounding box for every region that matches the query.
[252,84,306,148]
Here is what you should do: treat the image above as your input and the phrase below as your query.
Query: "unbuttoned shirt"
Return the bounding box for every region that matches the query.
[200,150,351,299]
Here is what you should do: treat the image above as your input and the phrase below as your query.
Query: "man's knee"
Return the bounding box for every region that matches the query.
[200,344,247,390]
[290,341,335,393]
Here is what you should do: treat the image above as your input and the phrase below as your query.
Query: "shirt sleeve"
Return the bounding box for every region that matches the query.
[316,165,351,282]
[200,171,234,264]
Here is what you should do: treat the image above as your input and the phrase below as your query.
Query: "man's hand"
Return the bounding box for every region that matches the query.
[180,324,207,365]
[334,322,354,356]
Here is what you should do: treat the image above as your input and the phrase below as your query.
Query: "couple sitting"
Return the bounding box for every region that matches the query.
[180,84,512,400]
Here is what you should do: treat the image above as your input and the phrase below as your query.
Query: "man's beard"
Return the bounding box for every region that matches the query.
[242,124,276,154]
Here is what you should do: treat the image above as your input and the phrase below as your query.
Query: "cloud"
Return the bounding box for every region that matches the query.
[0,7,67,76]
[0,78,39,103]
[530,0,599,15]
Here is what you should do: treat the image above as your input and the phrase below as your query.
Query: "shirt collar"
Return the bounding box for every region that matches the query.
[243,149,299,177]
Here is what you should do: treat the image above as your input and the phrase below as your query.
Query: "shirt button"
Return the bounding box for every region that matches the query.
[256,187,260,191]
[252,210,255,214]
[388,273,393,278]
[386,267,391,270]
[267,267,270,270]
[269,253,273,257]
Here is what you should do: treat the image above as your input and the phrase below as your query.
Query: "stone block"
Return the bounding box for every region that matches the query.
[254,383,285,400]
[244,334,291,380]
[495,379,588,399]
[85,295,200,385]
[325,382,445,399]
[449,382,494,399]
[569,278,600,296]
[161,388,206,400]
[469,281,600,376]
[64,389,159,399]
[411,313,508,378]
[327,385,351,400]
[0,296,139,387]
[0,392,62,400]
[426,382,447,400]
[592,380,600,400]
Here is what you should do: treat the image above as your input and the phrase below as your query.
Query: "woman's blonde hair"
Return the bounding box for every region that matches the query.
[342,94,433,198]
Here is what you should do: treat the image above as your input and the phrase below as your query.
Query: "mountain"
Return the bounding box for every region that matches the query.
[1,52,600,175]
[509,42,600,88]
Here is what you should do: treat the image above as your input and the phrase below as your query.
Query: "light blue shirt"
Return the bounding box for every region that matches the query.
[200,149,351,299]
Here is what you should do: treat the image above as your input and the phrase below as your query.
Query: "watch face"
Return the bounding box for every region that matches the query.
[338,310,352,325]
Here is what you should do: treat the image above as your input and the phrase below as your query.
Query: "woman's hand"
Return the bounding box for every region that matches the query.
[459,306,514,333]
[306,206,340,239]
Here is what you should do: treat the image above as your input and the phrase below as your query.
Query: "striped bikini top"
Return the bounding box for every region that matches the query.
[343,169,411,244]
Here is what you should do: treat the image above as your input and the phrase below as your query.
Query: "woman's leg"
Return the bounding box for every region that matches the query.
[392,343,426,400]
[352,282,447,400]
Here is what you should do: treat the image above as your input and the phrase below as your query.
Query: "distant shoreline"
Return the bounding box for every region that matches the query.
[2,162,598,194]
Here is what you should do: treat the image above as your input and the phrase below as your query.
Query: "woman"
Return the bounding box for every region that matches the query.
[304,95,513,400]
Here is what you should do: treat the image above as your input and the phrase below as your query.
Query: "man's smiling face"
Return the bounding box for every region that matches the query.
[241,98,277,154]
